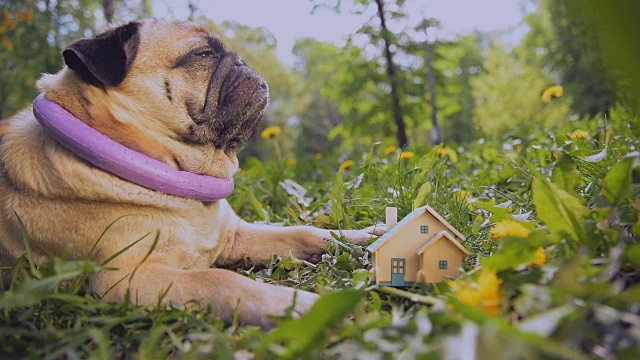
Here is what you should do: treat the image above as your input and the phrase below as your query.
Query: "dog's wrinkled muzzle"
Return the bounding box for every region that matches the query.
[186,53,269,149]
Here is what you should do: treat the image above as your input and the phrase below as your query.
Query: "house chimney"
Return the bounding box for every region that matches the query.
[386,207,398,231]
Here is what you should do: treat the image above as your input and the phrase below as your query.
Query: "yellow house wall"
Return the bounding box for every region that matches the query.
[374,212,452,283]
[419,239,465,283]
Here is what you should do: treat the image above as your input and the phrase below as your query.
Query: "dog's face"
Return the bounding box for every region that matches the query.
[41,19,268,176]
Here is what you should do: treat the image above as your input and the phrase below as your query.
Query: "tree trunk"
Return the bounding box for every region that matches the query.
[102,0,115,23]
[188,1,198,21]
[374,0,408,148]
[424,34,441,145]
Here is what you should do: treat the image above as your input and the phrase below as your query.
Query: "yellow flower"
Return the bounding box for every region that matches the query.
[531,247,546,267]
[261,126,282,139]
[315,153,323,160]
[383,145,397,155]
[541,85,564,102]
[476,269,504,316]
[339,160,355,171]
[1,35,13,52]
[570,129,590,140]
[287,158,297,166]
[239,169,247,176]
[399,151,415,160]
[435,146,459,163]
[490,220,531,239]
[6,18,16,31]
[25,8,33,24]
[448,268,504,316]
[449,281,480,307]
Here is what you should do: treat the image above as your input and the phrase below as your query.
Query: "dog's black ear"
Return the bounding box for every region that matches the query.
[63,21,140,87]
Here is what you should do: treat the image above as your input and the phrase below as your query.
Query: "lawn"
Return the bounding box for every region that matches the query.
[1,113,638,359]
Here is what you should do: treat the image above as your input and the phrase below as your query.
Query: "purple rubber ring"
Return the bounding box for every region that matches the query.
[33,94,234,201]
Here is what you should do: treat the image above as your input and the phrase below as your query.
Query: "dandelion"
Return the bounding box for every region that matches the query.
[1,35,13,52]
[476,268,504,316]
[570,129,590,140]
[436,146,459,163]
[541,85,563,102]
[25,8,33,24]
[448,268,504,316]
[287,158,297,167]
[383,145,397,155]
[490,220,531,239]
[6,17,16,31]
[399,151,414,160]
[531,247,546,267]
[315,153,323,160]
[261,126,282,139]
[339,160,355,171]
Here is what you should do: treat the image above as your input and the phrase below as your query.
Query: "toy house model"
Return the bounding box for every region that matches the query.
[368,206,470,286]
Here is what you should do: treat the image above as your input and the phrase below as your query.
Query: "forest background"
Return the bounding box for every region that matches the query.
[2,0,635,160]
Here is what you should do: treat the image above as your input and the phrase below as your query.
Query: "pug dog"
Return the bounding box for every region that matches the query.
[0,19,382,329]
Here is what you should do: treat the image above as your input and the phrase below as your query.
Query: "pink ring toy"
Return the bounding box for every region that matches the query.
[33,94,233,201]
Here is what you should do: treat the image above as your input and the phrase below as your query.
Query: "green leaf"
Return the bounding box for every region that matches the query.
[532,178,588,242]
[472,214,485,235]
[481,236,537,272]
[583,148,607,163]
[519,304,576,336]
[551,155,581,192]
[413,182,432,209]
[602,152,639,204]
[266,289,364,358]
[473,199,513,222]
[247,190,268,221]
[616,284,640,302]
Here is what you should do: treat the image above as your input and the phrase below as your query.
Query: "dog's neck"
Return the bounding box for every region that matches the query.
[32,94,234,202]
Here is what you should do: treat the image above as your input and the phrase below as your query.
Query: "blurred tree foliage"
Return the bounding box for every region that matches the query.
[431,35,483,144]
[303,0,483,153]
[1,0,638,160]
[307,0,413,150]
[0,0,149,118]
[0,0,100,118]
[520,0,616,117]
[471,45,570,135]
[291,38,345,155]
[567,0,640,116]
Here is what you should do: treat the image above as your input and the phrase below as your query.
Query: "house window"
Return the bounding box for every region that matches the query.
[420,225,429,234]
[439,260,448,269]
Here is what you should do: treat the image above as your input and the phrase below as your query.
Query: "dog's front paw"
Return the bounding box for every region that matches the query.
[244,283,318,329]
[337,223,386,246]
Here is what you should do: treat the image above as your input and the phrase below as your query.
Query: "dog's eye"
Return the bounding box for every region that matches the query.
[195,51,215,58]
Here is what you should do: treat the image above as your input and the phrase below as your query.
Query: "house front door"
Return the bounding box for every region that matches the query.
[391,258,406,286]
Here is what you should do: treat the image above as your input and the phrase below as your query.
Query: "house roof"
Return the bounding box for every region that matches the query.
[416,230,470,256]
[367,205,466,253]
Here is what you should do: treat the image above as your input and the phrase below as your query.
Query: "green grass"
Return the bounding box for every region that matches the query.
[1,114,639,359]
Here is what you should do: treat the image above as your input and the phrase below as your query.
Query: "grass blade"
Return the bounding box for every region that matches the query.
[14,212,40,279]
[101,232,151,266]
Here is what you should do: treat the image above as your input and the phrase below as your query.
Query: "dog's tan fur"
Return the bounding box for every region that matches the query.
[0,19,381,329]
